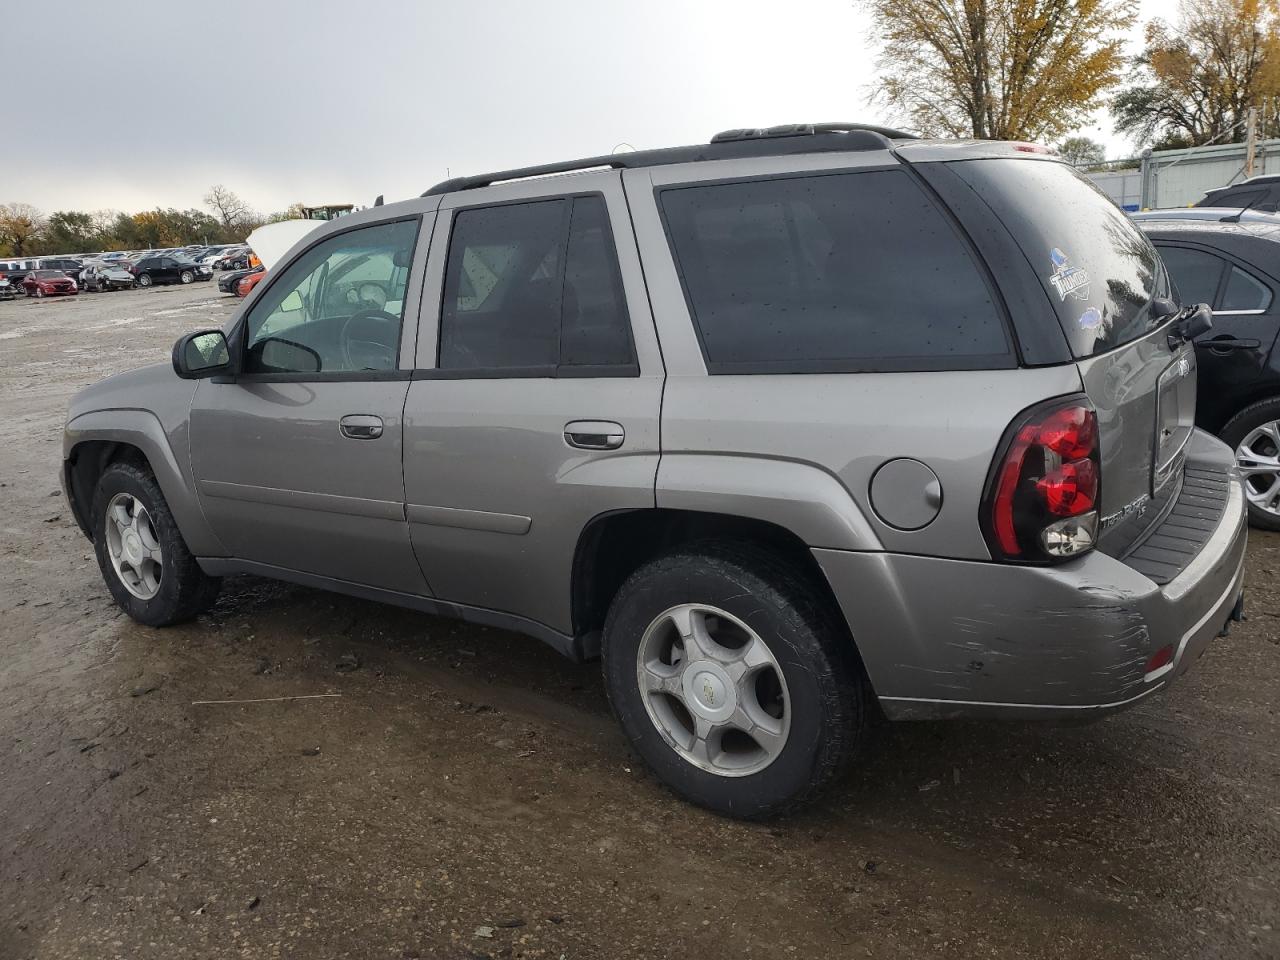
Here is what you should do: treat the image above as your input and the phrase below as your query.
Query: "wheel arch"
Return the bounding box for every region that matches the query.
[64,410,223,555]
[570,507,867,676]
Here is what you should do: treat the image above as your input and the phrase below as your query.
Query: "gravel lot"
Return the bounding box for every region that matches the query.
[0,282,1277,960]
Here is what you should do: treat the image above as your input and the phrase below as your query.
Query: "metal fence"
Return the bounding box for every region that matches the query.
[1085,139,1279,211]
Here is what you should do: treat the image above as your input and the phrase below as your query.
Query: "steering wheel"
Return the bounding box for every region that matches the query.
[340,309,400,371]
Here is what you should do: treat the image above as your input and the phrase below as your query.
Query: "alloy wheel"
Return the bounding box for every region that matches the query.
[103,492,163,600]
[1236,420,1280,516]
[635,603,790,777]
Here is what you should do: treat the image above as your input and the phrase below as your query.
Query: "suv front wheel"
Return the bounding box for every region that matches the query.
[91,462,221,625]
[602,543,863,818]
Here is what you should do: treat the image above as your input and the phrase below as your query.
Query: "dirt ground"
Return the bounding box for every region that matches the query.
[0,280,1277,960]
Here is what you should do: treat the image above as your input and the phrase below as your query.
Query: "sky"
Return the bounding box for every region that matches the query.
[8,0,1170,217]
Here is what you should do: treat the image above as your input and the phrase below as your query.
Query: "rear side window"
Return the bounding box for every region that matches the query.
[1158,246,1224,306]
[658,170,1009,373]
[439,195,635,373]
[950,159,1171,359]
[1222,265,1273,311]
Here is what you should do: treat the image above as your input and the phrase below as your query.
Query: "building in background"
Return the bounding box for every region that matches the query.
[1087,139,1279,211]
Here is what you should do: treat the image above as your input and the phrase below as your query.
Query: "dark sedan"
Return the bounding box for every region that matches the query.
[217,264,263,295]
[1140,216,1280,528]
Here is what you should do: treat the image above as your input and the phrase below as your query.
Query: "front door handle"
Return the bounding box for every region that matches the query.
[340,414,384,440]
[564,420,624,450]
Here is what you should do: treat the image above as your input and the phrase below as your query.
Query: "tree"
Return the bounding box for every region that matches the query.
[0,203,45,257]
[203,184,252,231]
[861,0,1136,142]
[44,211,97,252]
[1057,134,1108,166]
[1112,0,1280,148]
[267,202,308,223]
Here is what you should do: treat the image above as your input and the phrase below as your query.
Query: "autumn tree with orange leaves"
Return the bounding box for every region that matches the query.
[861,0,1135,142]
[1113,0,1280,148]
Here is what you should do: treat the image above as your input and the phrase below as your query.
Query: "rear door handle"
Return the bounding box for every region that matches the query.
[340,414,384,440]
[564,420,624,450]
[1204,337,1262,352]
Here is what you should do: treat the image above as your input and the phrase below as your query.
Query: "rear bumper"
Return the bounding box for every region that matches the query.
[816,429,1247,720]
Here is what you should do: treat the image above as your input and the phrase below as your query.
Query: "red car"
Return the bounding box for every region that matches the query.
[23,270,79,298]
[236,269,266,298]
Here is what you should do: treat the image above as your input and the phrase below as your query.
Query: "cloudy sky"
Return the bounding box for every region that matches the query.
[11,0,1168,217]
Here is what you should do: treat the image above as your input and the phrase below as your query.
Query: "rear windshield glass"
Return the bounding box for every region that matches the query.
[950,158,1170,359]
[658,169,1010,373]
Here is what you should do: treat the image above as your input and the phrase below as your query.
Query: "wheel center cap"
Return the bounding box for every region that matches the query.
[681,662,736,722]
[122,530,144,565]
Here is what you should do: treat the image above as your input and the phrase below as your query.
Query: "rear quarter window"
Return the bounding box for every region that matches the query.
[949,158,1170,359]
[658,169,1011,373]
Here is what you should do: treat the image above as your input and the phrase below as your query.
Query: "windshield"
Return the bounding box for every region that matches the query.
[34,270,63,279]
[950,158,1171,359]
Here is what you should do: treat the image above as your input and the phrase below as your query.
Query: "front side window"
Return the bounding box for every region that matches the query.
[659,169,1008,372]
[243,219,418,375]
[439,195,634,372]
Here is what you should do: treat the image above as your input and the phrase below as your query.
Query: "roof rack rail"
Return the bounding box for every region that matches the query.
[422,122,915,197]
[710,122,918,143]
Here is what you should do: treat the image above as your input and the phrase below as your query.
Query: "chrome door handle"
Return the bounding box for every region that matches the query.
[564,420,624,450]
[340,414,384,440]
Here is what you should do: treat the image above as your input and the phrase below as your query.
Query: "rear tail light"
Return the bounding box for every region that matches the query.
[982,397,1101,562]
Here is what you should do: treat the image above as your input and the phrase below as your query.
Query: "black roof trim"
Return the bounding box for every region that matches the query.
[422,124,916,196]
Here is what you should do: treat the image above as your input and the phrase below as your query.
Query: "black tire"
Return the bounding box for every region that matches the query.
[179,269,193,284]
[137,273,152,287]
[601,542,864,818]
[1221,397,1280,530]
[91,462,221,626]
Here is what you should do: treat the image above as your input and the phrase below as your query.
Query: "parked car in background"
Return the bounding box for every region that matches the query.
[216,248,251,270]
[0,275,14,300]
[0,258,37,278]
[1140,216,1280,529]
[236,269,266,298]
[37,257,85,283]
[63,127,1247,817]
[1196,175,1280,212]
[81,262,136,292]
[22,269,78,297]
[129,254,213,287]
[1131,208,1280,226]
[218,265,262,295]
[194,246,233,267]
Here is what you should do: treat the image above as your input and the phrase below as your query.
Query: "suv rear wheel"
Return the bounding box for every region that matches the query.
[1222,396,1280,530]
[92,462,221,625]
[601,543,863,818]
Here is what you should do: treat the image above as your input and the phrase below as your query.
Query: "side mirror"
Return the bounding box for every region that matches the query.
[173,329,232,379]
[258,336,322,373]
[1168,303,1213,348]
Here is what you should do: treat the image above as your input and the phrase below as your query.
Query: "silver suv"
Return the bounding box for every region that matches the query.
[63,124,1248,817]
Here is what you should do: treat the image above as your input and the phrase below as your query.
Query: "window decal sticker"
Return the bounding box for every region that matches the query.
[1078,307,1102,330]
[1048,247,1090,301]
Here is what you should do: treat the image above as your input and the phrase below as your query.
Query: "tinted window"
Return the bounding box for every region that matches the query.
[1158,246,1225,306]
[244,219,418,375]
[951,159,1171,359]
[439,195,636,372]
[562,196,633,366]
[1222,265,1273,311]
[659,170,1008,372]
[1209,189,1263,209]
